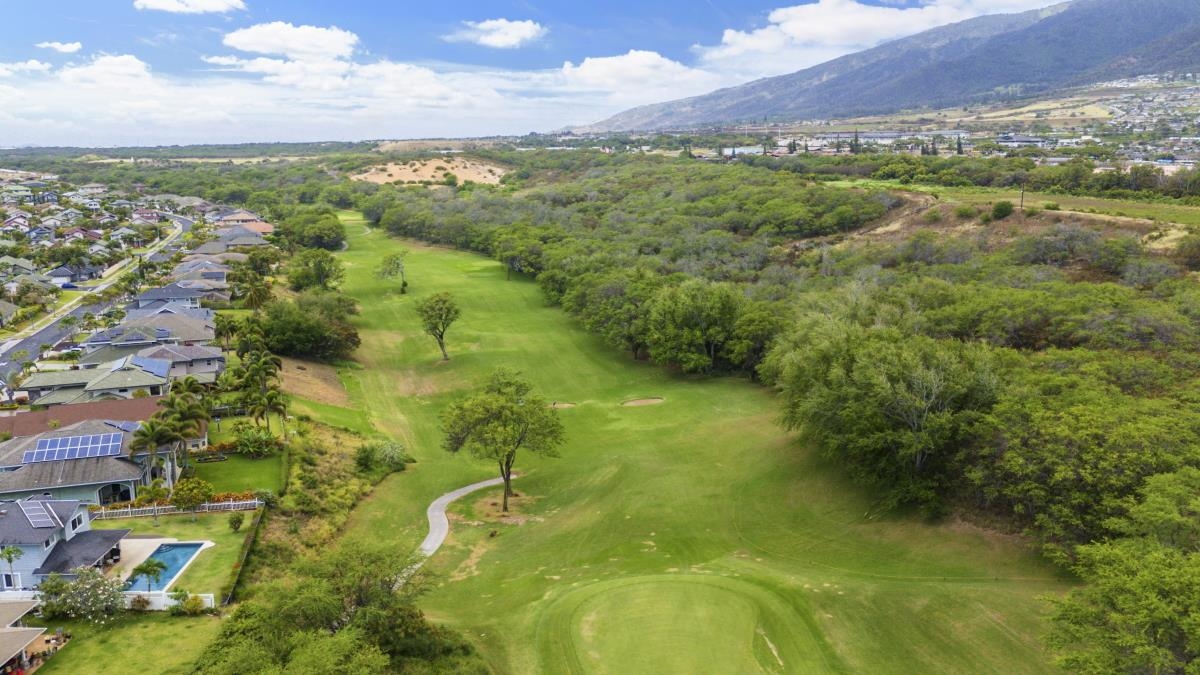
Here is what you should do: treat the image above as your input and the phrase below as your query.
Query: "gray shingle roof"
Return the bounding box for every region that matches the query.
[35,528,129,576]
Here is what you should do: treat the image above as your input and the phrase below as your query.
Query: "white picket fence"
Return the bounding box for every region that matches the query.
[123,591,215,611]
[0,590,215,611]
[91,498,262,520]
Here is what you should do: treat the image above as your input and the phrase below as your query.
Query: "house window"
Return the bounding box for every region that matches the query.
[2,573,20,590]
[71,515,83,531]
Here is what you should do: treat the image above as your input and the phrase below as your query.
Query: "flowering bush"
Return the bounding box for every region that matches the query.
[38,568,125,623]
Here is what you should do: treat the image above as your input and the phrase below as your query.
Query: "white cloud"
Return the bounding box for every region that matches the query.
[35,42,83,54]
[222,22,358,60]
[133,0,245,13]
[562,50,722,103]
[697,0,1065,80]
[0,60,51,78]
[444,19,547,49]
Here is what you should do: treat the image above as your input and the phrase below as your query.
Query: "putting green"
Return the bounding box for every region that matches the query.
[541,575,835,674]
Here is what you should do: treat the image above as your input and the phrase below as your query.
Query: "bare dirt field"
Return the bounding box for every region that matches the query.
[352,157,507,186]
[279,357,351,407]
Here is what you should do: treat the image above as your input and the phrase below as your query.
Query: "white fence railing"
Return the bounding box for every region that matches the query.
[0,590,215,612]
[123,591,215,611]
[91,499,262,520]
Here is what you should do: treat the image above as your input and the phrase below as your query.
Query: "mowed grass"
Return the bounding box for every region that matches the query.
[311,211,1070,674]
[32,614,222,675]
[193,453,283,493]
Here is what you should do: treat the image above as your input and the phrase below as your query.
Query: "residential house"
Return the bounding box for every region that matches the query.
[124,302,214,322]
[0,419,181,504]
[1,214,27,231]
[0,257,35,278]
[3,273,55,298]
[0,601,47,669]
[182,251,247,265]
[39,215,64,229]
[77,184,107,197]
[237,220,275,235]
[109,227,140,246]
[172,260,229,284]
[59,209,83,223]
[47,263,103,287]
[190,241,229,256]
[134,283,207,309]
[137,344,225,384]
[213,208,260,225]
[35,191,58,205]
[0,396,207,460]
[61,228,102,244]
[0,496,128,590]
[80,200,101,212]
[0,187,31,203]
[16,356,171,405]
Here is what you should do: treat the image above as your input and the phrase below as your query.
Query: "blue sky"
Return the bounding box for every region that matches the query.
[0,0,1062,146]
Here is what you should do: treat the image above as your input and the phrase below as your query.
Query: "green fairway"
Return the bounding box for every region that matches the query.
[302,211,1069,674]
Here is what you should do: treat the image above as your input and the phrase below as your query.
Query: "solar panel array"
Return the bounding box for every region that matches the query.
[21,433,124,464]
[18,500,57,528]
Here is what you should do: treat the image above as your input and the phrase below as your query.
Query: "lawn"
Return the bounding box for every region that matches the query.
[31,613,222,675]
[193,453,283,493]
[93,512,254,595]
[293,211,1071,674]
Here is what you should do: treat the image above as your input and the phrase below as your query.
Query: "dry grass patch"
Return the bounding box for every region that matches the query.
[279,357,351,407]
[352,157,507,186]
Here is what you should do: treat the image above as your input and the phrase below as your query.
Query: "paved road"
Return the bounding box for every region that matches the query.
[418,476,511,558]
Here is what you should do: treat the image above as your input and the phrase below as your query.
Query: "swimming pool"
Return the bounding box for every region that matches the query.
[123,542,204,592]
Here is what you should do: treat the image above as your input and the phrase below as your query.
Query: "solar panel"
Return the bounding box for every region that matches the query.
[22,433,124,464]
[18,500,57,529]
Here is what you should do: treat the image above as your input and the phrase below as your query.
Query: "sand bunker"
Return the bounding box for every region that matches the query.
[621,398,664,407]
[550,402,577,409]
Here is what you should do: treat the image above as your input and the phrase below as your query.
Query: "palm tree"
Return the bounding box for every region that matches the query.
[139,478,169,526]
[130,558,167,593]
[172,376,206,399]
[262,388,288,432]
[242,280,272,313]
[158,393,209,469]
[241,351,281,395]
[0,546,22,589]
[130,419,184,489]
[213,314,238,352]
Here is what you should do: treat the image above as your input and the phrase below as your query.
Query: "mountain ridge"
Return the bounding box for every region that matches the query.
[580,0,1200,133]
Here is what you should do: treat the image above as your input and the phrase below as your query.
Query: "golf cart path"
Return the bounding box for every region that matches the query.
[417,476,510,558]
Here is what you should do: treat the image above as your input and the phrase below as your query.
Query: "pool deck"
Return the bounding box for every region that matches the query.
[110,538,215,591]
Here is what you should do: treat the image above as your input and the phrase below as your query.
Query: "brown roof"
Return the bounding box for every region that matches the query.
[0,397,165,438]
[239,220,275,235]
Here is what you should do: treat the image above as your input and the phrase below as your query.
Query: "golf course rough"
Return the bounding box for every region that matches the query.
[312,212,1068,674]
